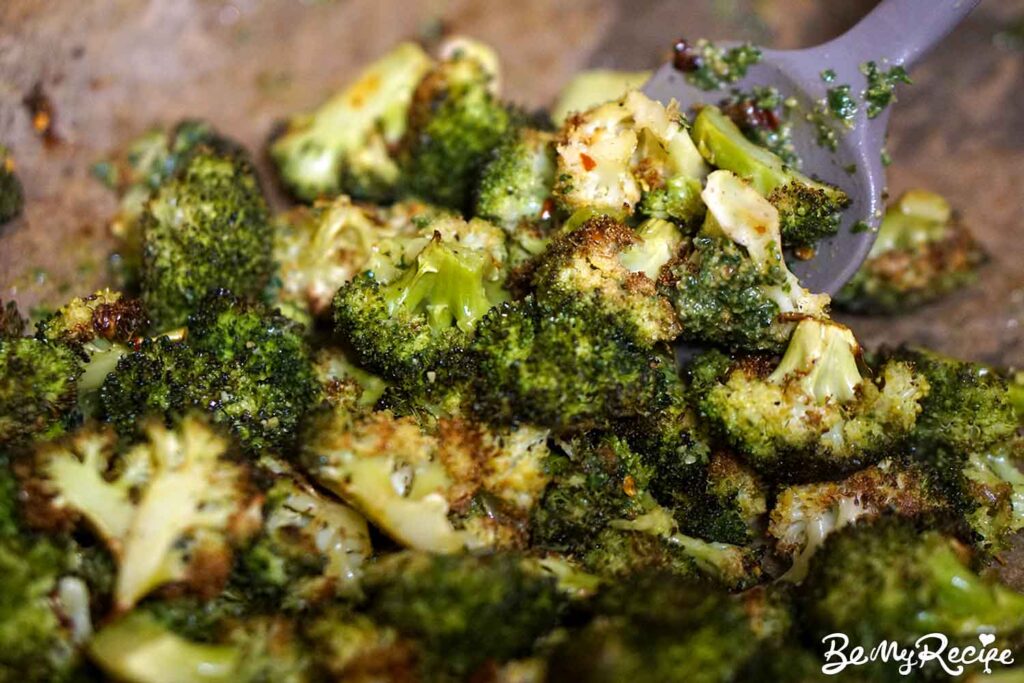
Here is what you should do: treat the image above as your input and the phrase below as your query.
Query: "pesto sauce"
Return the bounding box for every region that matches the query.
[682,39,763,90]
[860,61,911,119]
[826,84,858,125]
[719,86,800,167]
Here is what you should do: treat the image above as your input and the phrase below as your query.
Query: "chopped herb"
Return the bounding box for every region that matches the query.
[826,84,858,125]
[807,105,839,152]
[679,39,762,90]
[861,61,911,119]
[844,164,857,175]
[852,220,871,234]
[820,69,836,83]
[880,147,892,167]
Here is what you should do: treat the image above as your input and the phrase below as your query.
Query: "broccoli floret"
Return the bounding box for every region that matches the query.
[235,461,371,610]
[140,146,273,329]
[0,145,24,225]
[100,291,321,453]
[21,416,261,612]
[313,345,387,409]
[551,69,652,125]
[300,404,549,553]
[89,609,310,683]
[546,573,768,683]
[269,42,432,202]
[475,127,559,263]
[362,552,563,677]
[304,609,419,681]
[36,289,149,418]
[694,319,928,480]
[333,218,507,394]
[399,40,512,211]
[0,335,80,446]
[470,297,674,431]
[954,439,1024,554]
[273,195,404,319]
[836,190,987,314]
[555,90,708,226]
[530,215,681,346]
[803,518,1024,658]
[769,457,948,582]
[692,106,850,249]
[665,170,831,351]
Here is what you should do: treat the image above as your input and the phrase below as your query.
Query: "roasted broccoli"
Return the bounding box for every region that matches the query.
[0,332,80,446]
[475,126,559,260]
[399,38,512,211]
[665,170,830,351]
[304,608,419,681]
[530,214,681,346]
[554,90,707,226]
[35,289,149,419]
[836,189,987,313]
[0,145,24,225]
[802,518,1024,662]
[100,291,321,452]
[470,297,674,432]
[89,609,310,683]
[140,145,274,329]
[333,215,507,400]
[235,460,372,611]
[692,319,928,480]
[21,416,261,612]
[270,42,432,202]
[692,106,850,249]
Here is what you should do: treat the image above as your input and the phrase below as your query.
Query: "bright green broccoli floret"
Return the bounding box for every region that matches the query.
[546,573,769,683]
[836,189,987,314]
[694,319,928,481]
[665,170,830,352]
[362,552,563,677]
[475,127,558,234]
[0,335,80,446]
[140,146,273,329]
[399,41,512,211]
[692,106,850,248]
[554,90,708,226]
[531,214,681,346]
[269,42,432,203]
[0,146,24,225]
[470,297,673,432]
[100,291,321,452]
[803,518,1024,658]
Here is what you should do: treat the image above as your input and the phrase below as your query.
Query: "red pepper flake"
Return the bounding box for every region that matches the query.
[539,197,555,221]
[580,152,596,171]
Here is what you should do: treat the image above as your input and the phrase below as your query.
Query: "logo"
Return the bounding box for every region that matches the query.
[821,633,1016,676]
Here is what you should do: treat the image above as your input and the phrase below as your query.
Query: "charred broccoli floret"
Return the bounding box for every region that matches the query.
[769,457,947,581]
[300,403,549,553]
[100,291,321,452]
[531,215,681,346]
[475,127,559,259]
[333,217,507,396]
[836,190,987,313]
[235,460,371,611]
[270,42,432,203]
[666,170,831,351]
[35,289,149,418]
[21,416,261,612]
[692,106,850,249]
[399,39,512,211]
[0,145,24,225]
[470,297,673,432]
[89,609,310,683]
[304,609,419,681]
[362,552,563,677]
[551,69,652,125]
[140,146,274,329]
[693,319,928,480]
[554,90,707,226]
[803,518,1024,660]
[0,334,80,446]
[546,573,772,683]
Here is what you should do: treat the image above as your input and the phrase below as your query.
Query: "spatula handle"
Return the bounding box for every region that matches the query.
[819,0,979,71]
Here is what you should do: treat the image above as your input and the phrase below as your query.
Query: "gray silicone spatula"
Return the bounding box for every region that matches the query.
[643,0,980,295]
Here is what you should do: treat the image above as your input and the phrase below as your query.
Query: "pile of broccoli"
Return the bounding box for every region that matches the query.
[0,35,1016,682]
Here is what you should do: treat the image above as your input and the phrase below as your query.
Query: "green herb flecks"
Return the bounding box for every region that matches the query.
[861,61,911,119]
